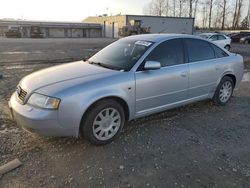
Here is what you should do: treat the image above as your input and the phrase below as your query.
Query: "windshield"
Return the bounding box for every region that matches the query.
[88,39,153,71]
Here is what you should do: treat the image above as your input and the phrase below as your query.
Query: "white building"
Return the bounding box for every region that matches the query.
[83,15,195,38]
[0,19,102,38]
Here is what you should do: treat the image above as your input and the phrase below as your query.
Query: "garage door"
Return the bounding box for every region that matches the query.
[105,22,112,38]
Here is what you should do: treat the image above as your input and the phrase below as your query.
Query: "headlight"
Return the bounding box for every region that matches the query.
[28,93,60,109]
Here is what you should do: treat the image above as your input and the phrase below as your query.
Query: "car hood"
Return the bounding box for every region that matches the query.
[19,61,117,92]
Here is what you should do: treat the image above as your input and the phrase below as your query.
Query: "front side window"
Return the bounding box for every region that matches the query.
[210,35,218,41]
[184,39,215,62]
[88,39,153,71]
[145,39,184,67]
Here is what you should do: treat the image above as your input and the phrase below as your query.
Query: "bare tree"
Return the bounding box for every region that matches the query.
[179,0,186,17]
[232,0,244,29]
[232,0,239,28]
[179,0,185,17]
[248,0,250,28]
[188,0,194,17]
[236,0,244,28]
[208,0,214,28]
[166,0,170,16]
[213,1,222,28]
[173,0,176,16]
[200,1,210,28]
[193,0,199,18]
[143,0,167,16]
[202,3,207,28]
[221,0,229,30]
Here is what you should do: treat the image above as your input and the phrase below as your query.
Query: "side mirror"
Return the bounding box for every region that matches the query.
[144,61,161,70]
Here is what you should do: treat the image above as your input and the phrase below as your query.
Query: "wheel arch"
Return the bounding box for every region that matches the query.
[217,71,236,86]
[224,44,231,49]
[79,96,130,135]
[222,73,236,87]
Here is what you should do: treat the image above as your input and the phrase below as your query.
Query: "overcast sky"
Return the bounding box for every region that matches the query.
[0,0,150,21]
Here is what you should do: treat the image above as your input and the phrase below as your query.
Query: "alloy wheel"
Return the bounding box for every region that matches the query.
[219,81,233,103]
[92,108,121,141]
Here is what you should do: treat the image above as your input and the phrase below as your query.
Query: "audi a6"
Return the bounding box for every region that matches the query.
[9,34,244,145]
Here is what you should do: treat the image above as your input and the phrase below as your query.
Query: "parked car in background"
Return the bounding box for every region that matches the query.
[9,34,244,145]
[230,33,250,43]
[199,33,231,50]
[240,36,250,44]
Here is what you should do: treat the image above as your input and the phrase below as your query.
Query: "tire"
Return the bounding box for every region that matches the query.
[224,45,231,51]
[245,40,249,44]
[81,99,125,145]
[213,76,234,106]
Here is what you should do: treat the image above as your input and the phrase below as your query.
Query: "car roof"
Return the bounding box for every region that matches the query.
[200,32,226,36]
[199,33,214,36]
[119,34,198,43]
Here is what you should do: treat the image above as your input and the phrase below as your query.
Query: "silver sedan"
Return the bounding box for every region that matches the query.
[9,34,244,145]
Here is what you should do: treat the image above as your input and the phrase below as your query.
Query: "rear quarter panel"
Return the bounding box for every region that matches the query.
[217,54,244,89]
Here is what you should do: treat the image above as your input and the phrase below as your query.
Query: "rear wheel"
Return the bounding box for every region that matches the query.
[213,76,234,106]
[81,99,125,145]
[245,40,249,44]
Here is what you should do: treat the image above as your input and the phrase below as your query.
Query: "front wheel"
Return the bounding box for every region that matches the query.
[81,99,125,145]
[245,40,249,44]
[224,45,231,51]
[213,76,234,106]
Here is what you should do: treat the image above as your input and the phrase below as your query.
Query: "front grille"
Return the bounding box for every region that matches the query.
[16,86,27,102]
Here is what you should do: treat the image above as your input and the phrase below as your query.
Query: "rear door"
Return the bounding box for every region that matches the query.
[135,39,189,115]
[210,34,226,48]
[184,38,222,99]
[217,34,228,48]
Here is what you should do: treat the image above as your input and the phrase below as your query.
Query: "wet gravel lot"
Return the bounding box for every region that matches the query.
[0,38,250,188]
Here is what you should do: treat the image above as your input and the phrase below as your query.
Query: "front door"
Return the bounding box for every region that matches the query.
[135,39,189,115]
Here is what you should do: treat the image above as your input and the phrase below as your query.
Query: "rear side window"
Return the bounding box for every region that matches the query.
[210,43,229,58]
[184,39,215,62]
[218,35,226,40]
[146,39,184,67]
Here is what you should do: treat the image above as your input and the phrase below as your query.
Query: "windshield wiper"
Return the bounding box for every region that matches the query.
[88,61,123,71]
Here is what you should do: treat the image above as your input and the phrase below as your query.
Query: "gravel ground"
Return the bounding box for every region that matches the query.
[0,38,116,65]
[0,38,250,188]
[231,43,250,61]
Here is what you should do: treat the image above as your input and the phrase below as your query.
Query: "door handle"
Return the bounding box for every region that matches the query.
[180,71,188,77]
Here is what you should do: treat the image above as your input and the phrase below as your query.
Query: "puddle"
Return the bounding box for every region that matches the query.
[242,72,250,82]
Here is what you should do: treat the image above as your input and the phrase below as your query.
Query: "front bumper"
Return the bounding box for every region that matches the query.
[9,93,76,137]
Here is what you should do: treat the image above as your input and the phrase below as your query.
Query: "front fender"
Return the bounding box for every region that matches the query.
[56,76,135,137]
